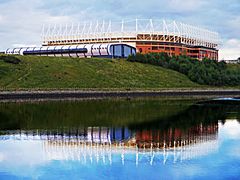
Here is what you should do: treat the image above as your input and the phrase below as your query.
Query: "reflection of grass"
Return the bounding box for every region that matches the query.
[0,55,199,90]
[0,99,194,129]
[1,99,239,131]
[129,104,227,130]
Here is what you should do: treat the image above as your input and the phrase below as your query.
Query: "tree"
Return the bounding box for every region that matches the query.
[127,52,240,86]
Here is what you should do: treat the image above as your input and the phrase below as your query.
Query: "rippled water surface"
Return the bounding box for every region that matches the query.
[0,98,239,179]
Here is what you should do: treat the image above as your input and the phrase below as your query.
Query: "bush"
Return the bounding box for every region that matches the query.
[0,56,21,64]
[127,53,240,86]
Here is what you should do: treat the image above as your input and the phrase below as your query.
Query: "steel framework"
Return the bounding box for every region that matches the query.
[42,19,220,49]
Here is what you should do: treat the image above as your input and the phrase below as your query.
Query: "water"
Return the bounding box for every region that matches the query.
[0,98,239,179]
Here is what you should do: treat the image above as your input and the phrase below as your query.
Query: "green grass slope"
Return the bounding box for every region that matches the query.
[0,55,200,90]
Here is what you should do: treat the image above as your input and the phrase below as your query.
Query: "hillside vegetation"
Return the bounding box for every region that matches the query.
[128,53,240,86]
[0,55,199,90]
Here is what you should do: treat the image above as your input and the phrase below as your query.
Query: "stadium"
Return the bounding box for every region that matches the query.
[6,19,220,60]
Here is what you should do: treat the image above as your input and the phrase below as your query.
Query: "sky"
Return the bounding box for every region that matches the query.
[0,0,239,60]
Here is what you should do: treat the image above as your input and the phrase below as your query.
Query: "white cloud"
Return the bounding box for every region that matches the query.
[13,44,37,48]
[219,39,240,60]
[167,0,207,12]
[0,0,75,50]
[219,120,240,140]
[0,153,4,162]
[0,15,3,23]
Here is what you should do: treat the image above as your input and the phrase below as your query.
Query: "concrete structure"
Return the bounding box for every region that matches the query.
[42,19,220,60]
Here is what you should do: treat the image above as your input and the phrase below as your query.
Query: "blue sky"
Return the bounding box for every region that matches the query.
[0,0,239,59]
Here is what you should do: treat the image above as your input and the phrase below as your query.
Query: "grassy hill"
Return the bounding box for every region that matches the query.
[0,55,200,90]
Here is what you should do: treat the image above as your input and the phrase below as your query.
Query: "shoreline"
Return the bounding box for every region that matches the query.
[0,89,240,101]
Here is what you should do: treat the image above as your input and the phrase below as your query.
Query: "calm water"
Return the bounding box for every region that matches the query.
[0,98,239,179]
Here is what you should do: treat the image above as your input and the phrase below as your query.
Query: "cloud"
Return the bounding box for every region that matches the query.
[167,0,207,12]
[219,39,240,60]
[0,0,75,49]
[0,15,4,23]
[0,153,4,162]
[12,44,37,48]
[219,120,240,139]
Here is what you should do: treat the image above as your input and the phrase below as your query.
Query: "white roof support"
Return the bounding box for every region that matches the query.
[42,19,220,48]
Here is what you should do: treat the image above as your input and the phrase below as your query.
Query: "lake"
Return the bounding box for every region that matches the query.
[0,98,239,179]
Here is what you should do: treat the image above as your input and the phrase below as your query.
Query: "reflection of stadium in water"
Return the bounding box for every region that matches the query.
[0,122,218,149]
[0,121,219,164]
